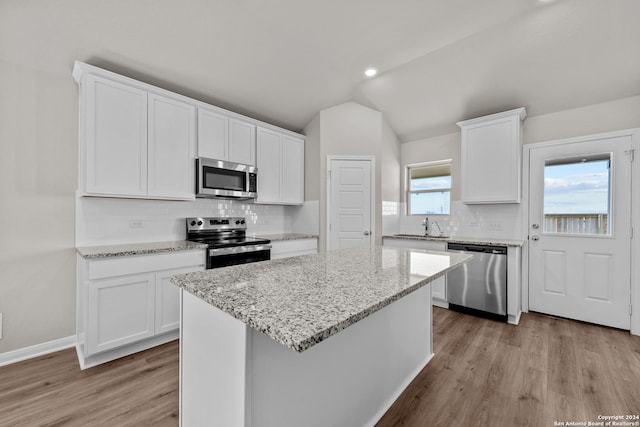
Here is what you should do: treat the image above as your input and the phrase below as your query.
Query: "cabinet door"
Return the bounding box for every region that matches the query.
[148,94,196,199]
[281,136,304,205]
[85,75,147,196]
[155,266,202,334]
[228,119,256,166]
[198,107,228,160]
[255,128,282,203]
[461,116,521,203]
[87,274,155,355]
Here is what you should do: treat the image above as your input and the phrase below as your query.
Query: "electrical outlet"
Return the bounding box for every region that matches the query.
[0,312,3,340]
[129,219,144,229]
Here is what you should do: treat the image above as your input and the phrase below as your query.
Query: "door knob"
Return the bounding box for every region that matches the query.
[532,224,539,229]
[531,235,539,241]
[364,231,370,236]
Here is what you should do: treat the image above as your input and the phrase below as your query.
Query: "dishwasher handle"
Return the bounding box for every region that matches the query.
[447,242,507,255]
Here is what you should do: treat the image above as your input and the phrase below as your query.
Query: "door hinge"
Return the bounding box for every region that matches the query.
[625,149,635,162]
[631,227,634,239]
[630,304,633,316]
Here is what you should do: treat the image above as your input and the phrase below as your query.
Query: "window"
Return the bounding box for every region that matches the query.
[543,154,611,235]
[407,161,451,215]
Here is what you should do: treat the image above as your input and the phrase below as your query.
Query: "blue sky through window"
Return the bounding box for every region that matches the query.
[544,159,610,214]
[409,175,451,215]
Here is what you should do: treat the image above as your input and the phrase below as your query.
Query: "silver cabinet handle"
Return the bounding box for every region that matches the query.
[532,224,539,229]
[531,235,539,241]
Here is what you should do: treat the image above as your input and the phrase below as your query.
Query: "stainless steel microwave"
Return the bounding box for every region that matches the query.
[196,158,257,200]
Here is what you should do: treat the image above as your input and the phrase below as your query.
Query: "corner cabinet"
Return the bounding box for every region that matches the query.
[255,127,304,205]
[76,250,205,369]
[75,64,196,200]
[458,108,526,204]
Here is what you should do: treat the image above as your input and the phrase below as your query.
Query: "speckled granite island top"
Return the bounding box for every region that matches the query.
[171,245,471,353]
[383,234,524,247]
[76,240,208,259]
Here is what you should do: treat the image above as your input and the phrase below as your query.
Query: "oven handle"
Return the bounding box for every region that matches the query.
[208,244,272,256]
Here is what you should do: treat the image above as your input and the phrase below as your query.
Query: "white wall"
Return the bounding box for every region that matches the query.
[316,102,384,251]
[381,117,402,236]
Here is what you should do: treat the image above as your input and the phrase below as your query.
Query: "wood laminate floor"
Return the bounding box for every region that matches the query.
[1,309,639,426]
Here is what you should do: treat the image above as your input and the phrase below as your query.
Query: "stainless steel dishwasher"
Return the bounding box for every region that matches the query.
[446,243,507,321]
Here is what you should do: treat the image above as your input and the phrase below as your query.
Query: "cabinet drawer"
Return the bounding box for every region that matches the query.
[87,250,205,280]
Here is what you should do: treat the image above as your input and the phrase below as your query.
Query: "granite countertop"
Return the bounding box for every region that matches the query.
[252,233,318,241]
[76,240,208,259]
[171,245,471,353]
[382,234,524,247]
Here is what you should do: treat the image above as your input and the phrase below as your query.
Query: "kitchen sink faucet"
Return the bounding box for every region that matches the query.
[422,216,444,237]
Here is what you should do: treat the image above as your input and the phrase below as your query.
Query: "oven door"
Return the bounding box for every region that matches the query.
[207,245,271,269]
[197,158,257,199]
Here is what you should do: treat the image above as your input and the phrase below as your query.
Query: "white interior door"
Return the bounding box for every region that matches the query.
[328,159,373,251]
[528,134,633,329]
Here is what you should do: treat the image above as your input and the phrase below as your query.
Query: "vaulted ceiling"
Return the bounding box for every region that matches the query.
[2,0,639,141]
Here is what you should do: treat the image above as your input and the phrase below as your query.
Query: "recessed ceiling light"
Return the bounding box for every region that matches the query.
[364,68,378,78]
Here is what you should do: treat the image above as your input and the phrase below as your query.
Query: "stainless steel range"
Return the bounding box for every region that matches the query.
[186,217,271,269]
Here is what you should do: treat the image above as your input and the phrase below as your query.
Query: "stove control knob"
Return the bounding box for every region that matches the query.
[235,220,241,225]
[240,220,246,225]
[197,220,203,226]
[190,221,196,226]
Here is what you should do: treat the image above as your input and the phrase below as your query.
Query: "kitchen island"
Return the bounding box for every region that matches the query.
[171,245,471,427]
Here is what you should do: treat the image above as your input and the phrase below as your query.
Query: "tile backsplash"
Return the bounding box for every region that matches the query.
[400,201,524,240]
[75,197,315,246]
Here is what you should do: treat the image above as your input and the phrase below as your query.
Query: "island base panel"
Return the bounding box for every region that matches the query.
[180,285,433,427]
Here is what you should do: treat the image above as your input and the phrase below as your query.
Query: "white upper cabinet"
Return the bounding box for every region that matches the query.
[228,118,256,165]
[74,61,302,201]
[85,74,148,197]
[256,127,304,205]
[281,135,304,204]
[76,64,196,200]
[197,107,256,166]
[197,107,228,161]
[458,107,526,204]
[256,128,282,203]
[148,94,196,199]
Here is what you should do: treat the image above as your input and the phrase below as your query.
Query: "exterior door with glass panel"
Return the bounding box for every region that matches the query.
[528,135,633,329]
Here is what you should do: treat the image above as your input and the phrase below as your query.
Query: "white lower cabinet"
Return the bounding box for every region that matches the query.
[271,239,318,260]
[87,273,156,355]
[77,250,205,369]
[382,238,448,307]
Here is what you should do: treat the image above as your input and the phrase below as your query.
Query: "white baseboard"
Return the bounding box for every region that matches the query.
[0,335,76,367]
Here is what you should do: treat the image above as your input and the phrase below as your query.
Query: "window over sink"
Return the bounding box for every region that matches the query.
[407,160,451,215]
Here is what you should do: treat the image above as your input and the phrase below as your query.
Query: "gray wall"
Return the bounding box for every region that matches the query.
[0,62,78,352]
